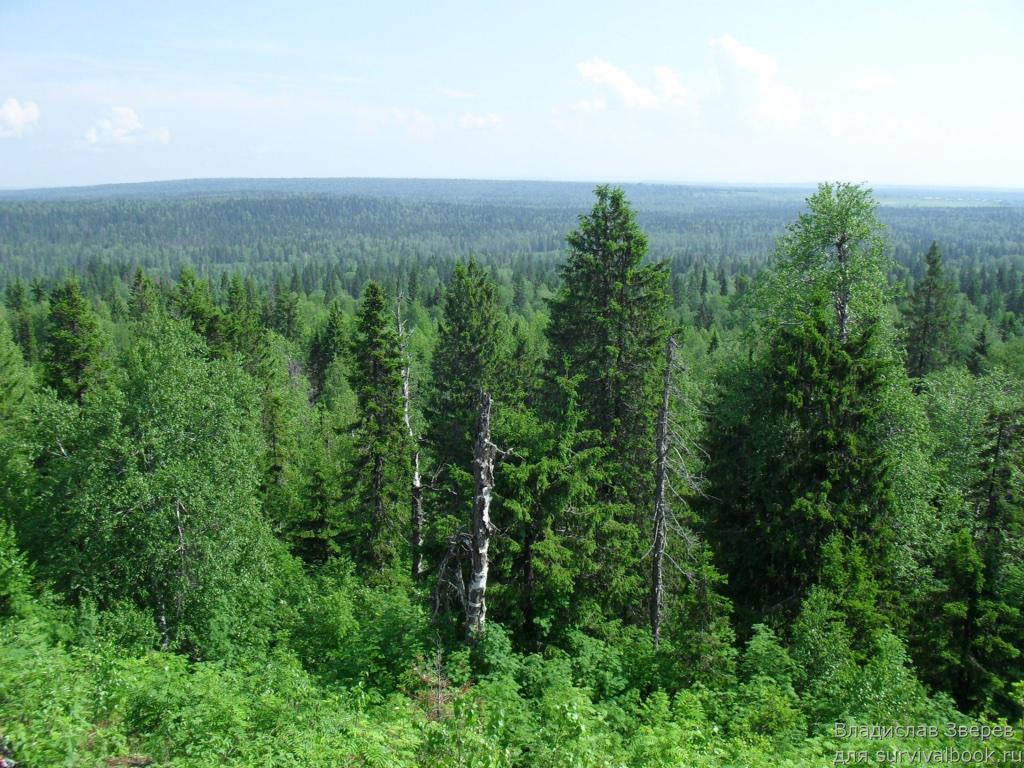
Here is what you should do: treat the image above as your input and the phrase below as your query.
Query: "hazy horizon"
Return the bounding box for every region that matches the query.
[4,175,1024,196]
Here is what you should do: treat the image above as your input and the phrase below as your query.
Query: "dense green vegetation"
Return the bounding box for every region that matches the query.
[1,180,1023,766]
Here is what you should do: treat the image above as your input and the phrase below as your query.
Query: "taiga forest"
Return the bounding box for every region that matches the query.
[1,178,1023,766]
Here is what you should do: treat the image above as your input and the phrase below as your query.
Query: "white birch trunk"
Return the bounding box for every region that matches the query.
[466,391,496,641]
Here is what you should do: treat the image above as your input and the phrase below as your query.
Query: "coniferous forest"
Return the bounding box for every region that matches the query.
[2,180,1024,766]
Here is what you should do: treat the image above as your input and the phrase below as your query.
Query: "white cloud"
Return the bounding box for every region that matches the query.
[851,71,897,92]
[84,106,170,147]
[576,58,695,110]
[356,106,435,139]
[710,35,801,129]
[459,112,505,129]
[391,108,434,138]
[711,35,777,79]
[0,98,40,138]
[571,96,608,113]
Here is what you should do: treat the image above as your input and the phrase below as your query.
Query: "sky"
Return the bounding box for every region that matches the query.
[1,0,1023,189]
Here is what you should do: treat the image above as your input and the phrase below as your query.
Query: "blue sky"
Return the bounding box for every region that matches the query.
[1,0,1022,188]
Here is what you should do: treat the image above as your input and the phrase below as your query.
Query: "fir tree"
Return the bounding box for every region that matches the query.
[0,315,30,423]
[968,325,990,375]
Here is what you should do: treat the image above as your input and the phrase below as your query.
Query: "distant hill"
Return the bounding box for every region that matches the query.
[3,176,1024,208]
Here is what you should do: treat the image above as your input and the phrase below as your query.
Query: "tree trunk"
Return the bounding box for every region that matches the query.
[403,359,424,580]
[397,299,425,580]
[466,391,496,642]
[835,235,851,342]
[651,337,675,648]
[522,524,537,650]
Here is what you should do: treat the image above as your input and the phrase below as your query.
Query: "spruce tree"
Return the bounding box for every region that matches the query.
[171,267,218,341]
[346,281,410,569]
[705,307,895,627]
[968,325,991,375]
[129,267,160,319]
[541,186,670,623]
[273,287,301,341]
[221,273,261,360]
[43,279,104,404]
[904,242,957,378]
[309,301,348,401]
[545,185,670,505]
[426,260,502,484]
[0,315,30,423]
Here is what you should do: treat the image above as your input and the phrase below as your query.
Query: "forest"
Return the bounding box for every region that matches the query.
[1,180,1023,767]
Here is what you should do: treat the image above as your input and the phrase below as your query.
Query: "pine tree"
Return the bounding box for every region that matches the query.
[904,242,957,378]
[346,282,410,569]
[43,279,104,404]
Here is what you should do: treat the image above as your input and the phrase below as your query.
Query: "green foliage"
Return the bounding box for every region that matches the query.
[16,318,281,658]
[345,281,411,570]
[426,259,503,480]
[1,180,1024,764]
[43,278,105,403]
[546,185,670,503]
[705,307,896,626]
[754,181,889,341]
[904,242,958,378]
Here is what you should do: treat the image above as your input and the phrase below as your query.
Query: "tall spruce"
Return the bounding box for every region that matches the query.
[904,242,957,378]
[705,307,895,627]
[545,185,670,504]
[426,260,502,485]
[0,314,30,423]
[346,282,410,569]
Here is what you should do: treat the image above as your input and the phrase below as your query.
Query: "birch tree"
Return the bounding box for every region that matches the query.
[397,295,425,580]
[757,182,888,343]
[466,392,497,641]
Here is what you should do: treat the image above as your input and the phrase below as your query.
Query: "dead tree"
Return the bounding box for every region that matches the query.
[466,391,497,642]
[396,297,425,580]
[651,336,675,649]
[649,336,711,649]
